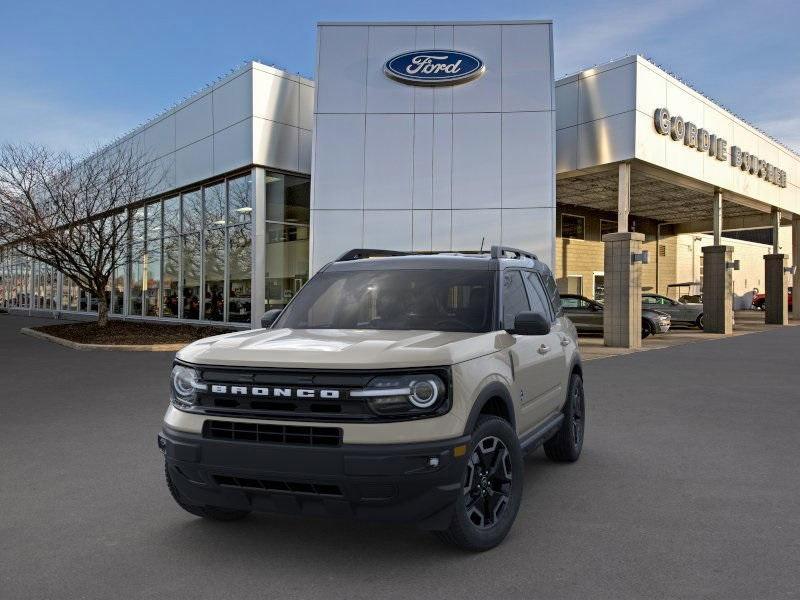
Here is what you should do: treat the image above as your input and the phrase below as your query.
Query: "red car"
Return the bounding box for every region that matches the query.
[752,287,793,311]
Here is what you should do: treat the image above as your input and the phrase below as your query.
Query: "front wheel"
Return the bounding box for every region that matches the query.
[641,320,653,339]
[436,416,523,552]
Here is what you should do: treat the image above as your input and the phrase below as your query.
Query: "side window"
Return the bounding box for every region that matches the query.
[560,297,580,309]
[502,271,530,330]
[541,271,562,317]
[523,271,553,320]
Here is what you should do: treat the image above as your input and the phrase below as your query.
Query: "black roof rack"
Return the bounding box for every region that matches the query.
[334,248,409,262]
[490,245,538,261]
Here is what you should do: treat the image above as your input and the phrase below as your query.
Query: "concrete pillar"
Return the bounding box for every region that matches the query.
[602,231,644,348]
[772,209,781,254]
[764,254,789,325]
[701,246,733,334]
[792,216,800,321]
[617,162,631,233]
[251,167,267,329]
[712,190,723,246]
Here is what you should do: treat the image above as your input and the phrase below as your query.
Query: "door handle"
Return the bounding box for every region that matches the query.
[558,334,571,347]
[537,344,550,355]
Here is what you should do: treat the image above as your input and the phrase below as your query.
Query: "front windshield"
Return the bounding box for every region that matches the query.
[274,269,495,333]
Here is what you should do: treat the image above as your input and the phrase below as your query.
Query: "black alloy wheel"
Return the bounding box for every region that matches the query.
[463,436,513,529]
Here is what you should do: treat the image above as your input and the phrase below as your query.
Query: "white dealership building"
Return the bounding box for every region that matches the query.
[2,20,799,343]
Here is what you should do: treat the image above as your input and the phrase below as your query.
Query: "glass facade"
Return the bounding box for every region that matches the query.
[265,174,310,311]
[0,169,310,325]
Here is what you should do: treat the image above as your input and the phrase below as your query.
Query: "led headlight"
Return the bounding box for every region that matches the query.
[352,373,448,417]
[170,364,206,409]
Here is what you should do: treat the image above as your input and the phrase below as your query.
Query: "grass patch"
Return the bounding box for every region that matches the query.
[33,320,235,345]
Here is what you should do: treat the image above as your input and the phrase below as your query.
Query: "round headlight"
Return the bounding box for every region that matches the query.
[170,365,204,407]
[409,379,439,408]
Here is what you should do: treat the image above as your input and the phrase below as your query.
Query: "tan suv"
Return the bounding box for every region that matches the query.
[159,246,585,551]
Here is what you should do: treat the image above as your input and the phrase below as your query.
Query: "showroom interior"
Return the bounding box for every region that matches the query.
[1,22,798,347]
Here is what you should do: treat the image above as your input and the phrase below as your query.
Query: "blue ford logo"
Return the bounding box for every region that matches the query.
[384,50,485,86]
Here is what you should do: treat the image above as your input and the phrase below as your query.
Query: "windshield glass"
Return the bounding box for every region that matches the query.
[274,269,495,332]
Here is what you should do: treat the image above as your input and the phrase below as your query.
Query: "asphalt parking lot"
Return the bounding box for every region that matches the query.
[2,314,799,600]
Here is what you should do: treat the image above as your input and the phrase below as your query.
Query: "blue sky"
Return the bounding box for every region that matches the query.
[1,0,798,154]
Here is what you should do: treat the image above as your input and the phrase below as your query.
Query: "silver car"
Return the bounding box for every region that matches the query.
[560,294,670,338]
[642,293,704,329]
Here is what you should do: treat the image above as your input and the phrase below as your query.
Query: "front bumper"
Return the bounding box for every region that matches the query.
[656,321,671,333]
[159,425,470,530]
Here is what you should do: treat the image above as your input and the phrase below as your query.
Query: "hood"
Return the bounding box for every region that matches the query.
[176,328,507,369]
[644,308,670,318]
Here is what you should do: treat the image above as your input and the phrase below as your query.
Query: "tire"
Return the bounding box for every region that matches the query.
[696,314,705,330]
[641,320,652,339]
[165,463,251,521]
[436,416,523,552]
[543,373,586,463]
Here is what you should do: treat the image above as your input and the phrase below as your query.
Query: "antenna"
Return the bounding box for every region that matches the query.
[479,237,485,253]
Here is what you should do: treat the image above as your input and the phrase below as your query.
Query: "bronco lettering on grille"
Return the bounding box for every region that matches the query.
[209,385,340,399]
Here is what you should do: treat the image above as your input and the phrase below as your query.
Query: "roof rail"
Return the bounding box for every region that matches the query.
[334,248,408,262]
[490,245,538,261]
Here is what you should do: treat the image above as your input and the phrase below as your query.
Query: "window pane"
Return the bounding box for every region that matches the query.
[561,214,585,240]
[182,189,202,233]
[228,224,251,323]
[144,240,161,317]
[266,173,310,224]
[266,222,309,311]
[204,228,225,321]
[502,271,530,330]
[129,243,143,315]
[523,272,551,319]
[162,237,179,318]
[204,182,226,228]
[131,208,145,243]
[600,220,616,237]
[163,196,180,237]
[112,265,124,314]
[146,201,161,240]
[228,175,252,225]
[182,233,201,319]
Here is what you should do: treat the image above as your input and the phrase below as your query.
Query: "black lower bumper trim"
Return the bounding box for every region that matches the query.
[159,425,470,530]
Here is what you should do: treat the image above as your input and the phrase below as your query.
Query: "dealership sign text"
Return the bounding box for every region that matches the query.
[654,108,787,188]
[384,50,484,86]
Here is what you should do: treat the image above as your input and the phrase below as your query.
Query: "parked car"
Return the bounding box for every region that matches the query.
[161,246,585,552]
[642,293,704,329]
[560,293,670,338]
[752,287,793,311]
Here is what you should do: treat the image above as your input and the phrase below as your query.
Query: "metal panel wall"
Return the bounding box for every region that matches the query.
[312,21,557,270]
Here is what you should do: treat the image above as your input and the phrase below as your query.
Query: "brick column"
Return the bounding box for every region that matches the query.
[602,232,644,348]
[701,245,733,334]
[764,253,789,325]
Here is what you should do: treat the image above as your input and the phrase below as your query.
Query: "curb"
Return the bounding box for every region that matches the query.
[20,327,187,352]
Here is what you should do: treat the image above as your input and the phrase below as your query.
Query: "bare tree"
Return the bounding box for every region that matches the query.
[0,142,163,326]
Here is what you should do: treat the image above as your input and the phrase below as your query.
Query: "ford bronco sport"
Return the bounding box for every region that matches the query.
[160,246,585,551]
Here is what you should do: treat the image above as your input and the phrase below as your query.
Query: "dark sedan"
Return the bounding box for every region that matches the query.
[560,293,670,338]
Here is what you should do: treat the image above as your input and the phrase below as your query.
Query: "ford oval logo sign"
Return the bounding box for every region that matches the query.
[384,50,485,86]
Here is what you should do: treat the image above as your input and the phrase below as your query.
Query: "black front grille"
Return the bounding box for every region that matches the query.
[213,475,343,497]
[204,420,342,446]
[188,365,451,422]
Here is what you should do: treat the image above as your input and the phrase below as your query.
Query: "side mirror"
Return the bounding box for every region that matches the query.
[260,309,282,329]
[511,311,551,336]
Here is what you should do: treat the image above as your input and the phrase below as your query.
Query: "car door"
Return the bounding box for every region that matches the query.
[585,299,604,331]
[501,270,564,433]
